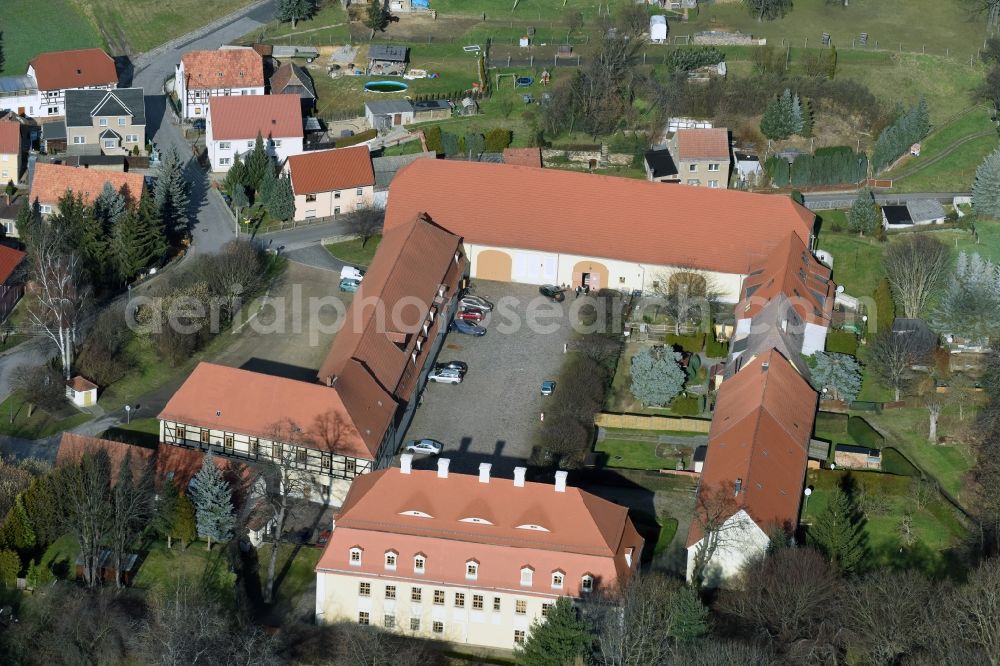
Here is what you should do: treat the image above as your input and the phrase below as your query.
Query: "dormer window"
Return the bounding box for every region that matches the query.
[349,547,363,566]
[399,510,433,518]
[625,547,634,568]
[466,560,479,580]
[520,566,533,587]
[459,517,493,525]
[516,524,550,532]
[581,575,594,593]
[414,554,426,573]
[551,571,564,589]
[384,551,397,570]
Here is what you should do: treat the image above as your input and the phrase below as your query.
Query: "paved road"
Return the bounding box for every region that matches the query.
[258,219,355,251]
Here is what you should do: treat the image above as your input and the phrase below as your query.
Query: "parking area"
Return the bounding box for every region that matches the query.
[404,281,578,478]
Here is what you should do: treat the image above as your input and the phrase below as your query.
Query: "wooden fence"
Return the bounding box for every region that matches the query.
[595,412,711,433]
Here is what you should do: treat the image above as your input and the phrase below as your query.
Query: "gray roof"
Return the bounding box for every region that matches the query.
[644,148,677,178]
[365,100,413,115]
[724,295,809,381]
[890,317,938,355]
[65,88,145,128]
[413,99,450,111]
[0,75,37,95]
[41,122,66,140]
[368,45,408,62]
[905,199,945,223]
[372,151,436,188]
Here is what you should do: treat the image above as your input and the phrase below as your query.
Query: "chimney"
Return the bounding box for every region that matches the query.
[554,470,568,493]
[437,458,450,479]
[513,466,526,487]
[400,453,413,474]
[478,462,491,484]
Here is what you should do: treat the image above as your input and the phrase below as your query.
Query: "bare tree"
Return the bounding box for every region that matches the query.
[12,364,64,417]
[868,330,927,401]
[195,239,266,318]
[967,0,1000,29]
[343,207,384,248]
[689,480,752,587]
[651,269,721,335]
[883,235,950,319]
[948,557,1000,664]
[926,392,945,443]
[25,228,90,380]
[107,452,154,589]
[57,451,113,588]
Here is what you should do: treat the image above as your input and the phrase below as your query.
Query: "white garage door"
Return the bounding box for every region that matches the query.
[511,251,557,285]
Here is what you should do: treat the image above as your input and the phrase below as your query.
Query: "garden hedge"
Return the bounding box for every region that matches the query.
[335,129,377,148]
[881,447,920,477]
[665,333,705,353]
[815,411,849,434]
[671,394,704,416]
[848,415,884,448]
[826,330,859,356]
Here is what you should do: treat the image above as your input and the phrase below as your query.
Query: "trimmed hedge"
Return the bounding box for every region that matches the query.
[671,394,705,416]
[826,330,859,356]
[848,416,884,447]
[815,411,849,434]
[882,447,920,477]
[335,129,377,148]
[665,333,705,353]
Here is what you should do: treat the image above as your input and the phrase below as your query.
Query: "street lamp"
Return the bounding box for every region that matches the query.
[803,486,813,513]
[124,404,131,425]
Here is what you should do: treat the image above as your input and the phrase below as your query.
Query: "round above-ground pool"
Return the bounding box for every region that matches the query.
[364,80,409,93]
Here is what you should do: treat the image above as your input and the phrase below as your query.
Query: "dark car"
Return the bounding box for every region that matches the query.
[191,118,206,130]
[435,360,468,374]
[540,284,566,302]
[450,320,487,336]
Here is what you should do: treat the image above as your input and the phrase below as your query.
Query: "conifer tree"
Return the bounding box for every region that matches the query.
[0,495,35,554]
[807,487,866,573]
[223,152,248,197]
[53,190,105,284]
[93,181,127,233]
[257,163,278,207]
[267,173,295,222]
[515,597,590,666]
[973,146,1000,217]
[16,198,42,249]
[111,191,165,283]
[188,454,234,551]
[154,146,190,238]
[847,187,880,236]
[172,493,197,549]
[791,92,804,135]
[244,133,271,197]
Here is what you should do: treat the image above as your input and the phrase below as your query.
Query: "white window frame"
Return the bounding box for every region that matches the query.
[519,567,533,587]
[219,157,231,166]
[465,560,478,580]
[219,141,231,150]
[40,205,52,214]
[551,571,564,589]
[708,163,720,172]
[581,575,594,593]
[72,136,86,144]
[349,547,362,566]
[709,180,719,188]
[99,118,108,126]
[125,134,138,143]
[384,551,397,571]
[118,117,126,126]
[103,139,116,149]
[414,555,425,574]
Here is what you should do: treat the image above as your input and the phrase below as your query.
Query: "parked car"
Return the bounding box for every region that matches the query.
[191,118,206,130]
[429,367,463,384]
[435,360,468,374]
[403,439,443,455]
[540,284,566,302]
[459,295,494,311]
[456,309,485,322]
[541,380,556,396]
[450,320,487,336]
[339,278,360,293]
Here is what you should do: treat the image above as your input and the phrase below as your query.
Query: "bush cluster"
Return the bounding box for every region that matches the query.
[848,416,885,448]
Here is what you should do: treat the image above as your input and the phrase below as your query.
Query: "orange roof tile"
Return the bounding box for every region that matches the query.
[0,245,25,285]
[67,375,98,392]
[29,163,144,207]
[688,351,817,547]
[385,161,815,275]
[29,48,117,91]
[208,94,303,141]
[56,433,155,484]
[675,128,730,161]
[738,232,834,326]
[180,49,264,90]
[502,147,542,168]
[158,362,376,459]
[0,120,21,155]
[287,146,374,195]
[155,445,254,501]
[317,467,643,596]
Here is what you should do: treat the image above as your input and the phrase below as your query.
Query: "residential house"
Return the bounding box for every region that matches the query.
[0,195,20,237]
[175,48,265,119]
[365,100,414,131]
[643,148,678,182]
[0,118,25,184]
[270,62,316,114]
[385,160,817,300]
[667,127,731,188]
[65,88,146,156]
[286,146,375,221]
[502,147,542,168]
[881,200,947,229]
[314,460,643,650]
[367,45,408,76]
[0,244,25,322]
[0,75,39,117]
[28,48,118,118]
[161,213,467,504]
[733,151,762,185]
[28,162,144,216]
[205,94,303,172]
[732,232,834,357]
[686,350,817,586]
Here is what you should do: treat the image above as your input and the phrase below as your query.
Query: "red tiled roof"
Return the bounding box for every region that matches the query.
[67,375,98,392]
[0,120,21,155]
[158,362,376,459]
[675,128,730,161]
[316,467,643,596]
[502,147,542,168]
[385,161,815,275]
[180,49,265,90]
[29,163,144,207]
[208,94,303,141]
[29,48,117,91]
[737,232,834,326]
[687,351,817,547]
[0,245,25,285]
[56,433,155,484]
[287,146,374,195]
[155,445,254,501]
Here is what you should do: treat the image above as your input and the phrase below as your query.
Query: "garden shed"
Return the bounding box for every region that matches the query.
[367,45,409,76]
[650,15,668,43]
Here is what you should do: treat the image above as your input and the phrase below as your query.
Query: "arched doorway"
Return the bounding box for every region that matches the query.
[572,260,609,291]
[476,249,513,281]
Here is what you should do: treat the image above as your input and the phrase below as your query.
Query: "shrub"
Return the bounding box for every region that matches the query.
[664,333,705,353]
[424,125,444,154]
[484,127,513,152]
[848,416,884,447]
[670,394,704,416]
[882,447,920,477]
[0,549,19,586]
[826,330,859,355]
[815,411,849,434]
[665,46,726,72]
[335,128,377,148]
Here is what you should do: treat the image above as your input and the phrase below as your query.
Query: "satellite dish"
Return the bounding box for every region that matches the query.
[836,285,845,294]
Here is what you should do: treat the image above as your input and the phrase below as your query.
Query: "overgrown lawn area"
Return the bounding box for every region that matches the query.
[0,392,91,439]
[324,235,382,266]
[815,228,884,297]
[595,428,702,470]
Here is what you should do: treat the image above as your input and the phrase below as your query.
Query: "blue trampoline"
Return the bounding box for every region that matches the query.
[515,76,534,87]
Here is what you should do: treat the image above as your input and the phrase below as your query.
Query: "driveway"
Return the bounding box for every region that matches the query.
[404,281,577,478]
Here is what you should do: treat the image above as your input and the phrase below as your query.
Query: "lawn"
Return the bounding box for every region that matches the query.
[102,417,161,447]
[814,227,884,297]
[133,541,237,603]
[431,0,612,22]
[259,543,322,616]
[324,235,382,266]
[0,392,91,439]
[595,429,701,470]
[5,0,102,74]
[653,516,679,558]
[96,336,181,412]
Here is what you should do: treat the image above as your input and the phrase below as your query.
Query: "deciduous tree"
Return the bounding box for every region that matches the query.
[689,481,751,587]
[883,234,950,318]
[364,0,390,32]
[344,206,384,247]
[868,330,926,401]
[57,452,113,587]
[108,452,153,588]
[743,0,793,22]
[276,0,314,27]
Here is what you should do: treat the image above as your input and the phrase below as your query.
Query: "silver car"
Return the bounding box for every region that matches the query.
[459,294,494,311]
[428,367,463,384]
[403,439,443,455]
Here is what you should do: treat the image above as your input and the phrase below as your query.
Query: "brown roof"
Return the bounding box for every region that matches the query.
[675,128,730,161]
[0,245,25,285]
[502,147,542,168]
[180,49,264,90]
[317,467,643,596]
[385,161,815,275]
[270,62,315,98]
[29,48,117,91]
[56,433,155,484]
[688,351,816,547]
[155,445,254,501]
[287,146,374,195]
[738,232,834,326]
[30,162,144,207]
[67,375,98,392]
[208,94,302,141]
[0,120,21,155]
[158,362,376,459]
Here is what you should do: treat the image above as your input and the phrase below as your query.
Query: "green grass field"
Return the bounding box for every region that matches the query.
[0,393,91,439]
[325,235,382,266]
[102,417,161,447]
[5,0,102,74]
[815,228,884,297]
[594,429,701,470]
